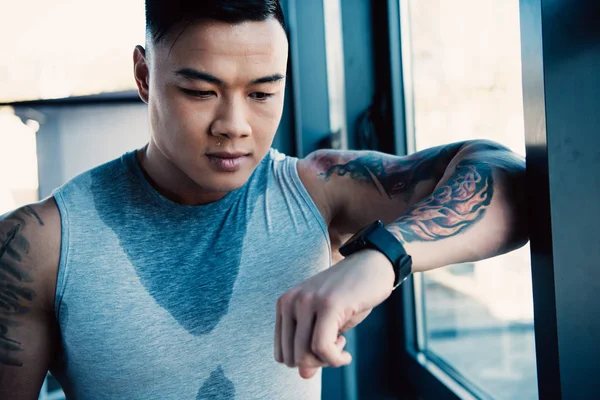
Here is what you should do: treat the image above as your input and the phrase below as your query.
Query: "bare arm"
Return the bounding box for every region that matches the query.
[0,199,61,399]
[299,140,528,271]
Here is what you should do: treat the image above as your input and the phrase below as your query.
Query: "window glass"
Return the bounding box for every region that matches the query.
[0,0,145,103]
[1,2,144,397]
[0,106,67,399]
[402,0,537,398]
[0,107,39,214]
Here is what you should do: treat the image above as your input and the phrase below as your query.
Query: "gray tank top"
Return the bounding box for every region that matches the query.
[49,149,331,399]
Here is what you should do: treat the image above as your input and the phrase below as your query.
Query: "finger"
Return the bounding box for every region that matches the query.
[336,334,347,350]
[294,298,322,368]
[299,336,348,380]
[312,307,352,368]
[281,308,297,367]
[299,366,320,379]
[274,299,283,363]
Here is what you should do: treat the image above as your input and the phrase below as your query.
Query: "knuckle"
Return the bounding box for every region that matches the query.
[279,294,293,312]
[311,342,330,358]
[316,294,336,309]
[297,291,314,306]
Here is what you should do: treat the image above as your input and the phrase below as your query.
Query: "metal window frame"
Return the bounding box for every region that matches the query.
[389,0,600,399]
[0,90,143,108]
[521,0,600,398]
[285,0,335,158]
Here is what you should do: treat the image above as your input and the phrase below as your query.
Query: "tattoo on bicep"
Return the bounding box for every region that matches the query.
[318,146,459,201]
[0,208,43,367]
[388,161,494,242]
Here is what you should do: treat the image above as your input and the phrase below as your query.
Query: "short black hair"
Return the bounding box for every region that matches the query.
[145,0,286,45]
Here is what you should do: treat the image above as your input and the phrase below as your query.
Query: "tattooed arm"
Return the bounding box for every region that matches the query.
[276,141,526,376]
[0,199,61,399]
[299,140,528,271]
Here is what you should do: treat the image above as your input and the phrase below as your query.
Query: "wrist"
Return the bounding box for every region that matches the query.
[340,220,413,289]
[354,249,396,292]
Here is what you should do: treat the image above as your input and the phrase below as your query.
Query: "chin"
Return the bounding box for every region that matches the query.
[196,171,252,193]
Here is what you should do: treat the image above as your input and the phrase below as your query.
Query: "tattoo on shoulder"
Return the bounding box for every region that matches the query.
[0,207,43,367]
[388,160,494,242]
[23,206,44,227]
[316,146,459,201]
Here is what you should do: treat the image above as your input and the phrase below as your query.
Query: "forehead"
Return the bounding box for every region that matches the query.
[153,19,288,82]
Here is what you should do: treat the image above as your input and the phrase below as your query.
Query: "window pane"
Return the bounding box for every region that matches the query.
[402,0,537,398]
[0,0,145,103]
[0,107,39,214]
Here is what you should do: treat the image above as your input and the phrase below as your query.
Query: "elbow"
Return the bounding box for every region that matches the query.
[461,140,529,250]
[460,139,525,175]
[509,162,529,251]
[496,147,529,253]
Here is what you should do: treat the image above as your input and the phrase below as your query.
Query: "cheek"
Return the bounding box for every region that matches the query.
[177,105,212,137]
[250,98,285,137]
[159,90,213,143]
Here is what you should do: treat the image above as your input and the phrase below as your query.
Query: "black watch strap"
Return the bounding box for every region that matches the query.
[339,221,412,288]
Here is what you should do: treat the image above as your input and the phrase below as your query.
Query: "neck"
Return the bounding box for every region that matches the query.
[136,142,228,206]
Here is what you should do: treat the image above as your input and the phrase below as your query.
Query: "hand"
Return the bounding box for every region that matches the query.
[274,249,395,379]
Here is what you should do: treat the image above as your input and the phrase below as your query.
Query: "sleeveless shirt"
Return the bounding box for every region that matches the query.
[49,149,331,399]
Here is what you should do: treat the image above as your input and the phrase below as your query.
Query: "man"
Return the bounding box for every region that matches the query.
[0,1,527,399]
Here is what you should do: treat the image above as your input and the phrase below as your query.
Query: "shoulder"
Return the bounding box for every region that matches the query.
[296,149,370,226]
[297,150,337,226]
[0,198,61,312]
[297,148,394,189]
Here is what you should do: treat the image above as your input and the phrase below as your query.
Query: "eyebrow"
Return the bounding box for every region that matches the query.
[174,68,285,86]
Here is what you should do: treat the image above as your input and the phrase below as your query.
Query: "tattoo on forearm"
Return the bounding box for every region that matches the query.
[317,146,460,201]
[0,208,42,367]
[388,161,494,242]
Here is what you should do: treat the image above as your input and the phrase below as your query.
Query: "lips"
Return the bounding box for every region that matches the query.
[206,151,251,172]
[207,151,251,159]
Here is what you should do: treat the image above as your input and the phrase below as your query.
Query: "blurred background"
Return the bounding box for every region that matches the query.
[2,0,598,399]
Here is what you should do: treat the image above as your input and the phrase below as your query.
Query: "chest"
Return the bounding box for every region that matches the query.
[56,210,330,398]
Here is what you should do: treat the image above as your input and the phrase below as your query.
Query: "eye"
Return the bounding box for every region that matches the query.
[249,92,274,101]
[181,89,216,99]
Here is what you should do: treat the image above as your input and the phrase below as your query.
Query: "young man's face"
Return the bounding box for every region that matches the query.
[136,18,288,193]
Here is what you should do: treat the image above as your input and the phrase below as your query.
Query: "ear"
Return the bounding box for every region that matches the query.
[133,45,150,104]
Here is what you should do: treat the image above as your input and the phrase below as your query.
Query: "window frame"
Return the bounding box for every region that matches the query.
[385,0,600,399]
[0,91,143,109]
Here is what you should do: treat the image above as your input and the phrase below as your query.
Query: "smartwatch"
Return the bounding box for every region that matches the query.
[339,220,412,289]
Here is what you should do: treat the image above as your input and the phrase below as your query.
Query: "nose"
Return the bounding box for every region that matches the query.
[210,97,252,140]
